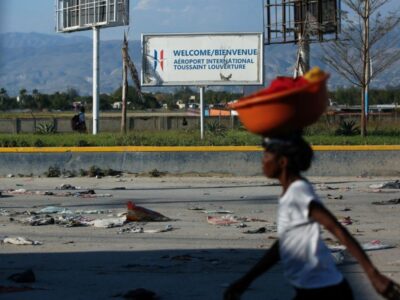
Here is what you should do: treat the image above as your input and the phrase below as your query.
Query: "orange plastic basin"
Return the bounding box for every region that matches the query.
[230,73,329,136]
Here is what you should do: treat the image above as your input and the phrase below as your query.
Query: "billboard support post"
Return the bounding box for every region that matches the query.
[199,86,205,139]
[56,0,130,135]
[93,27,100,135]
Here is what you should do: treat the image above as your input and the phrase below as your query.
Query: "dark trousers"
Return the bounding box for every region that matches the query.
[294,279,354,300]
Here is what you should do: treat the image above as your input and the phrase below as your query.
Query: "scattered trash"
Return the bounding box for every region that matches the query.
[369,180,400,189]
[327,194,343,200]
[126,201,170,222]
[236,223,248,228]
[240,217,269,222]
[316,184,339,191]
[372,199,400,205]
[244,227,267,234]
[56,183,78,190]
[56,215,93,227]
[6,188,27,194]
[0,209,13,216]
[8,269,35,283]
[118,224,174,234]
[21,215,55,226]
[331,250,345,265]
[38,206,72,214]
[77,189,95,195]
[90,217,126,228]
[3,236,43,245]
[362,240,395,251]
[202,210,233,214]
[330,240,395,252]
[75,209,113,215]
[207,215,239,225]
[3,189,111,198]
[339,216,353,225]
[187,206,205,211]
[372,228,385,232]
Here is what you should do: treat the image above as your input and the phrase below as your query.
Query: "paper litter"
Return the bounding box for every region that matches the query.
[2,236,43,245]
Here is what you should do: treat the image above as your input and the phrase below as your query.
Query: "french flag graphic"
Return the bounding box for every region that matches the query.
[154,49,164,71]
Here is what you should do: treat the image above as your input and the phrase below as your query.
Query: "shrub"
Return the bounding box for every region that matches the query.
[104,168,122,176]
[206,120,227,136]
[88,165,104,177]
[36,122,56,134]
[335,120,360,136]
[45,166,61,177]
[77,139,90,147]
[34,139,45,147]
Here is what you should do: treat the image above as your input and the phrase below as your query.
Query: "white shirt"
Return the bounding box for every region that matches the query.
[277,179,343,289]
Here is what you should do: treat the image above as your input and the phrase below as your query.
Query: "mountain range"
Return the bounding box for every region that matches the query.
[1,32,400,96]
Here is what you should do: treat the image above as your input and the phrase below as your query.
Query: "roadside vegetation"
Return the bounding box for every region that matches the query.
[0,86,399,146]
[0,118,398,147]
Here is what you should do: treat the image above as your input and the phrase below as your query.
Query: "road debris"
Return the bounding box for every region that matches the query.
[90,217,126,228]
[327,194,343,200]
[126,201,170,222]
[339,216,353,225]
[2,236,43,245]
[362,240,395,251]
[38,206,72,214]
[243,227,267,234]
[202,210,233,214]
[207,215,239,225]
[372,199,400,205]
[56,215,93,227]
[56,183,79,190]
[330,240,395,252]
[369,180,400,189]
[21,215,55,226]
[118,224,174,234]
[316,184,339,191]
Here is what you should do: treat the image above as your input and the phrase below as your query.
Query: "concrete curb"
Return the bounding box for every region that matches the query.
[0,146,399,176]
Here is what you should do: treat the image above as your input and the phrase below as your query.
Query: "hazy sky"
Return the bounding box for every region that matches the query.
[0,0,265,40]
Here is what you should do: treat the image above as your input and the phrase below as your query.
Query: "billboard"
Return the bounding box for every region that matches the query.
[142,33,264,86]
[56,0,129,32]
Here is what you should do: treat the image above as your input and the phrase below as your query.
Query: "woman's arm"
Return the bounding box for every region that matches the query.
[309,200,392,296]
[224,240,280,300]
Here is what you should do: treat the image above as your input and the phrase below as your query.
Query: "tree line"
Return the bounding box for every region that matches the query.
[0,86,399,112]
[329,87,400,106]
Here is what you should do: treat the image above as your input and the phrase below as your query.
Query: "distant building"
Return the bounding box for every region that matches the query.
[176,100,186,109]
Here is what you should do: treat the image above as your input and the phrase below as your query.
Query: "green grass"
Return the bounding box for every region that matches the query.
[0,128,399,147]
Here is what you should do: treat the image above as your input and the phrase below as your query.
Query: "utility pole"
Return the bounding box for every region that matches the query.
[121,34,128,133]
[362,0,370,137]
[92,26,100,135]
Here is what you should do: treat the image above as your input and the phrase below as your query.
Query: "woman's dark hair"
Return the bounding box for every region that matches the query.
[262,132,313,173]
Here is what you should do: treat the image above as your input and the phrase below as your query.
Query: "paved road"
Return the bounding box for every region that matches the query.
[0,176,399,299]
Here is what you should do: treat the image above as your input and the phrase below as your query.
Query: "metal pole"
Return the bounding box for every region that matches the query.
[364,0,370,120]
[200,86,205,140]
[298,33,310,76]
[93,26,100,135]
